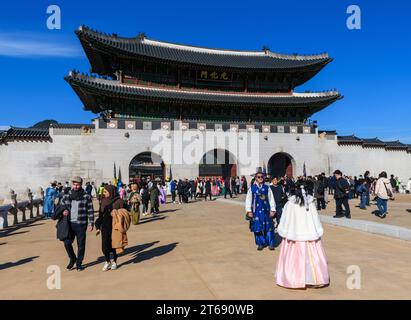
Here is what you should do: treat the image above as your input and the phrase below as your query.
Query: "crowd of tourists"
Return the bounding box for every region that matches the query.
[243,167,405,289]
[42,167,408,281]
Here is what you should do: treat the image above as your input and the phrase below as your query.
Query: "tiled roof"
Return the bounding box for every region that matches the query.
[319,130,337,135]
[4,127,51,141]
[362,138,386,146]
[76,25,332,70]
[337,136,410,151]
[337,135,363,143]
[385,140,408,149]
[49,123,94,129]
[65,71,342,111]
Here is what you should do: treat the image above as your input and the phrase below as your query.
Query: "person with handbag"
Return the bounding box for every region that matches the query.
[95,185,125,271]
[59,176,94,271]
[374,171,394,219]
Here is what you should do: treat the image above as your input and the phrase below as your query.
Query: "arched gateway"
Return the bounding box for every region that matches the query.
[129,152,165,180]
[268,152,294,178]
[199,149,237,178]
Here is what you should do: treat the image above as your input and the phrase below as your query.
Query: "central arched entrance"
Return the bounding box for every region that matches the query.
[129,152,165,181]
[268,152,294,178]
[199,149,237,178]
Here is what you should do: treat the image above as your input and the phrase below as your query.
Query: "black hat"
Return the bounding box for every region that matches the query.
[252,167,264,176]
[333,170,342,175]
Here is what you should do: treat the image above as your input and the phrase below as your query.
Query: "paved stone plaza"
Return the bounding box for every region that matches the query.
[1,197,411,300]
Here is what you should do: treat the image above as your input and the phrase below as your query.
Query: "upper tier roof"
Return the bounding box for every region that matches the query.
[76,26,332,72]
[65,71,341,113]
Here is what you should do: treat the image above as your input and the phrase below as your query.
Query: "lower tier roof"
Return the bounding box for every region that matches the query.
[65,71,342,115]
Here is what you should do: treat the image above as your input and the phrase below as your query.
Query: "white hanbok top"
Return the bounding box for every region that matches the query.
[277,194,324,241]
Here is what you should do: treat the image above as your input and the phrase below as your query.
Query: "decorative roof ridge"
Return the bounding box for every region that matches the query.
[66,71,341,99]
[76,25,330,61]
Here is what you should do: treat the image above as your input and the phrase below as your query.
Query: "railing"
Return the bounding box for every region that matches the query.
[0,188,44,229]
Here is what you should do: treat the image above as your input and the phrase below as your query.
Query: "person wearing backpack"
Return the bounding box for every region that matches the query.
[374,171,394,218]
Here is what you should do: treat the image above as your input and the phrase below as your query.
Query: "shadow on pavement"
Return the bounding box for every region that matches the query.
[159,209,180,214]
[0,256,39,271]
[138,216,167,225]
[83,241,160,269]
[0,230,30,238]
[0,216,45,238]
[119,242,178,268]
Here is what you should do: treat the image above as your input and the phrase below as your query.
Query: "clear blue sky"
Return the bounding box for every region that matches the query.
[1,0,410,142]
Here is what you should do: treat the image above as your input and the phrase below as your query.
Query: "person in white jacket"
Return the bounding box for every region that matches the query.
[406,178,411,194]
[374,171,394,218]
[275,180,329,289]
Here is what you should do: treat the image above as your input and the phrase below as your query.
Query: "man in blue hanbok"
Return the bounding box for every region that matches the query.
[43,182,58,219]
[246,168,276,250]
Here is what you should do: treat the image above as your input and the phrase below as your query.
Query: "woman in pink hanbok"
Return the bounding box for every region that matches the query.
[275,181,329,289]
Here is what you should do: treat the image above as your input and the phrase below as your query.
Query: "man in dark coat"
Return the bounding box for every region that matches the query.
[149,182,160,214]
[333,170,351,219]
[204,178,212,201]
[58,176,94,271]
[224,176,233,199]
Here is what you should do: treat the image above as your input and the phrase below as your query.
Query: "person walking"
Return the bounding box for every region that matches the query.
[224,176,233,199]
[85,182,93,196]
[357,179,368,210]
[170,179,177,203]
[59,176,94,271]
[149,181,160,214]
[43,182,58,219]
[406,178,411,194]
[140,184,149,216]
[177,179,184,204]
[314,175,327,211]
[128,182,141,225]
[95,185,125,271]
[374,171,394,218]
[333,170,351,219]
[204,178,212,201]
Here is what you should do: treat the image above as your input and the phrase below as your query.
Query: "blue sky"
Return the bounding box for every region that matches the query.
[1,0,410,142]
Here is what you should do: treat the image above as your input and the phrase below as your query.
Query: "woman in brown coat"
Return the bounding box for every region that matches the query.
[96,185,125,271]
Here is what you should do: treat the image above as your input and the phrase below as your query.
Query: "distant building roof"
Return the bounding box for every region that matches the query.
[337,135,363,144]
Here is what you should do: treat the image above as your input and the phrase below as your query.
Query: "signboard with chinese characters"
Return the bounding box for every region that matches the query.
[197,70,232,82]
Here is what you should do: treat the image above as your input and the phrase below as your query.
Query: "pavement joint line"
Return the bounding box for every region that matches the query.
[217,197,411,242]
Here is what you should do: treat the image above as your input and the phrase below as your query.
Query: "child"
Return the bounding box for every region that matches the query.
[275,181,329,289]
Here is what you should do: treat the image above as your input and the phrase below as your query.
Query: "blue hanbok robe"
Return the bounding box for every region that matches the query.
[43,187,58,218]
[246,183,276,247]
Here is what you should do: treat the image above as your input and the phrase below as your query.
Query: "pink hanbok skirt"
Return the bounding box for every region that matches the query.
[275,238,329,289]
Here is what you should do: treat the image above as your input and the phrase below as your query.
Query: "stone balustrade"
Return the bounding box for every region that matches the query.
[0,187,44,229]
